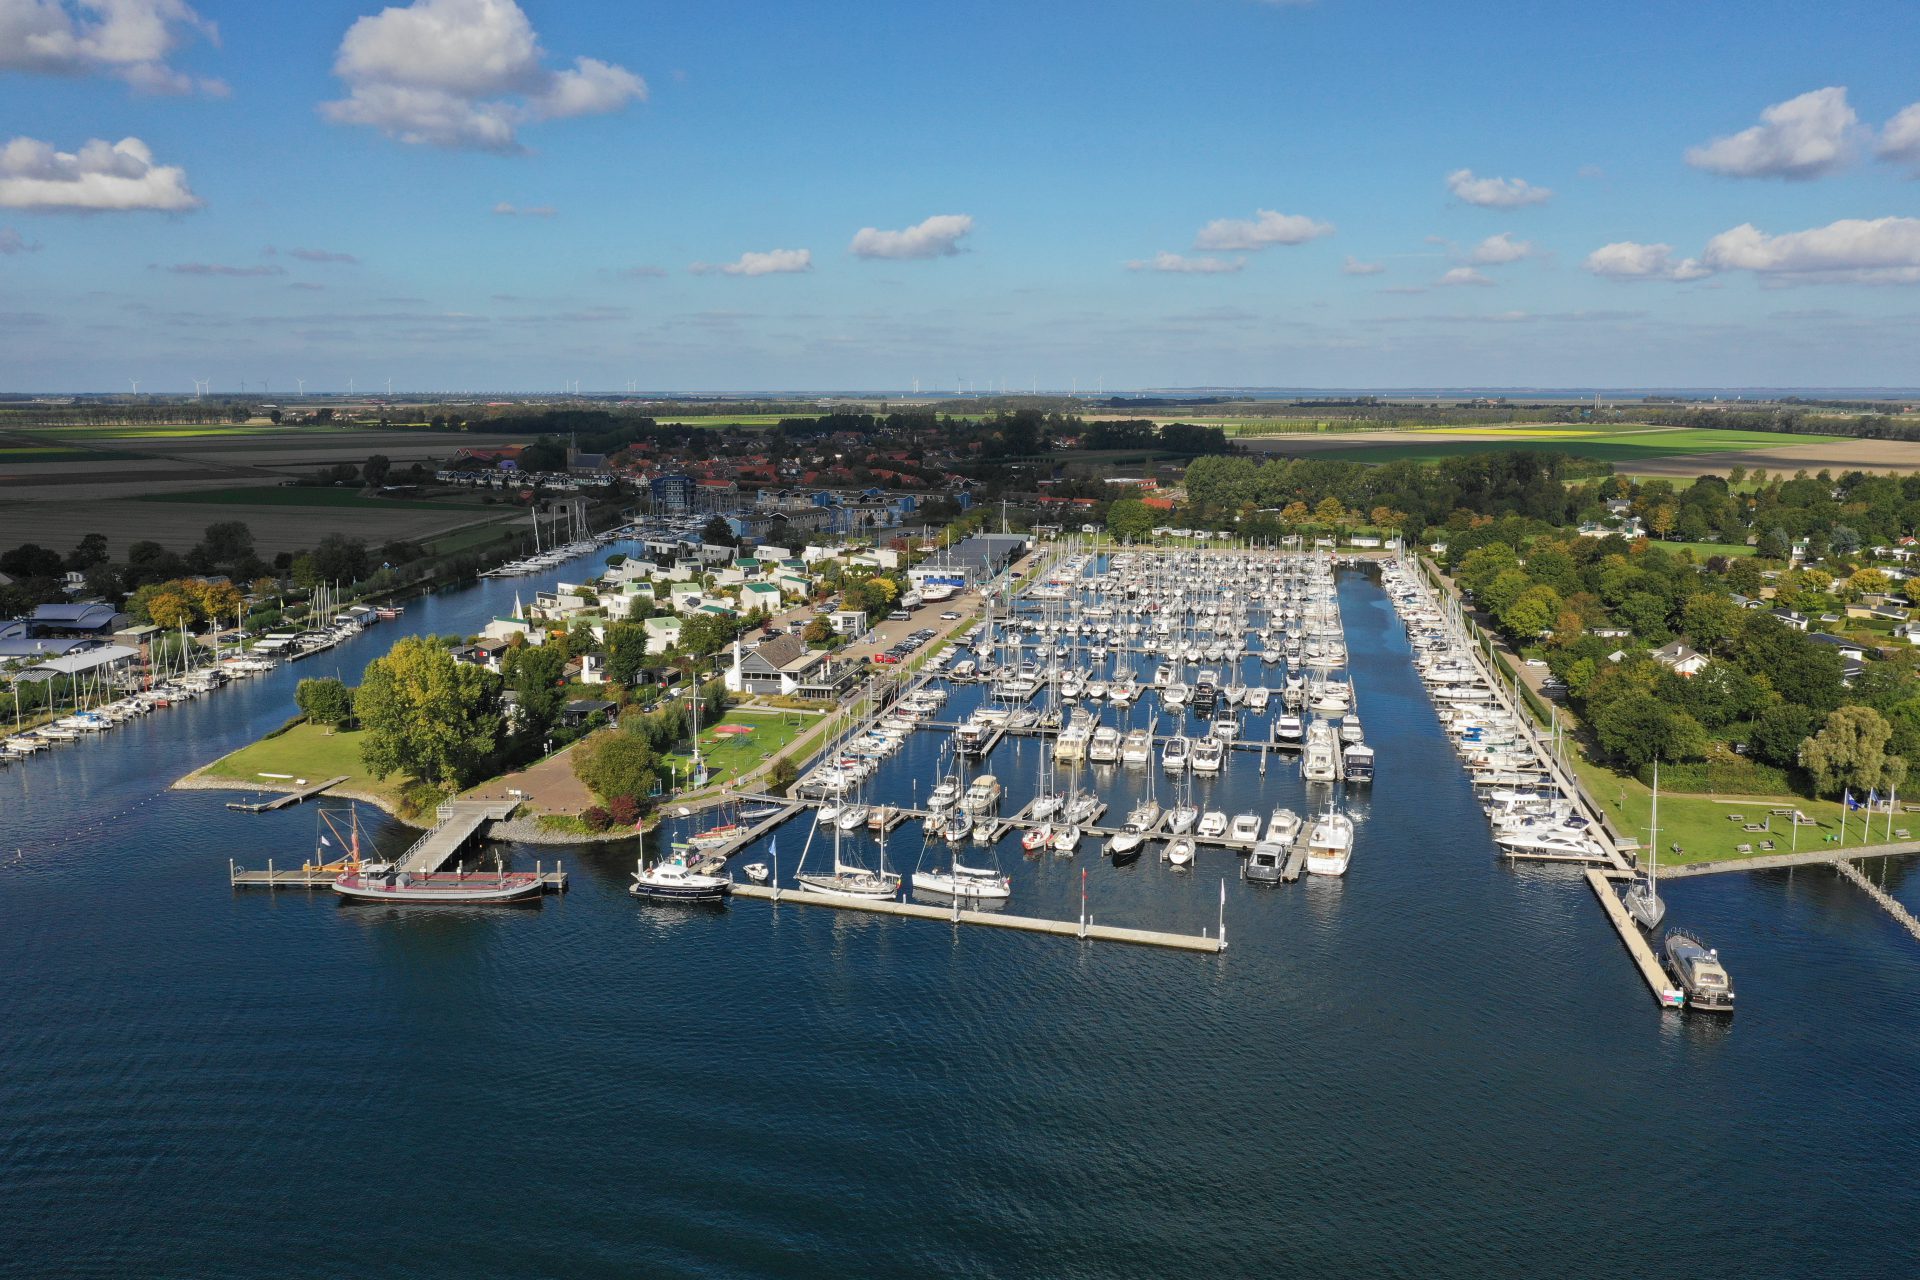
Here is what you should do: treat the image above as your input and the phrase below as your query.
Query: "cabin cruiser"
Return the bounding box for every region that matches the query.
[1162,734,1192,772]
[1165,836,1196,868]
[1210,709,1239,742]
[1228,812,1263,843]
[1197,810,1228,839]
[1245,841,1286,883]
[1493,824,1605,860]
[1338,715,1364,744]
[1663,930,1735,1013]
[1120,727,1153,766]
[1245,686,1271,711]
[1301,719,1339,783]
[1342,742,1375,785]
[1191,736,1225,774]
[962,775,1002,813]
[1163,680,1189,708]
[1272,713,1305,750]
[1305,810,1354,876]
[630,853,732,904]
[1265,807,1302,845]
[1088,725,1121,764]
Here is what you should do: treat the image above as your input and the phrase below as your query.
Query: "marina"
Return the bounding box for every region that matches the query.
[9,529,1920,1279]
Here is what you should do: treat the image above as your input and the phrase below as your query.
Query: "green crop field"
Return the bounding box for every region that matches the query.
[139,485,482,510]
[1282,426,1849,466]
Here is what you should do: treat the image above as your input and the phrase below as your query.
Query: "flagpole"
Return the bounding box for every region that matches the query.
[1840,790,1848,847]
[1889,784,1898,843]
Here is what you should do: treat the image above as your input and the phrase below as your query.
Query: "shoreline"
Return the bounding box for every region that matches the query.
[171,770,621,846]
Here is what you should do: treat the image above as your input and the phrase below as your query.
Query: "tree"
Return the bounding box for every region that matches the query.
[1106,498,1154,542]
[1799,705,1909,798]
[354,635,502,787]
[1748,702,1818,768]
[1846,568,1891,599]
[1646,502,1678,540]
[145,589,196,630]
[767,755,799,795]
[1758,526,1792,560]
[700,515,738,547]
[803,615,833,646]
[363,455,392,487]
[1502,585,1562,640]
[679,611,741,657]
[604,621,651,686]
[1738,613,1846,711]
[197,521,254,567]
[295,677,355,727]
[1314,496,1346,525]
[0,543,62,579]
[1616,590,1672,641]
[572,728,659,803]
[67,533,109,570]
[504,641,568,736]
[1592,693,1709,769]
[1279,501,1309,525]
[1681,593,1743,654]
[308,534,370,585]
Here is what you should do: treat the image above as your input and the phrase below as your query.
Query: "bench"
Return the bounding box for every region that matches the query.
[1759,840,1776,852]
[1726,813,1745,822]
[1743,823,1768,832]
[1736,843,1752,854]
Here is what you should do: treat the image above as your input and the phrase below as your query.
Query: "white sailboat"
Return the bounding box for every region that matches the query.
[1622,760,1667,930]
[795,804,900,899]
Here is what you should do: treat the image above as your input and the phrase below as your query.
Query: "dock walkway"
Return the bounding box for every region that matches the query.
[223,775,350,812]
[398,799,520,873]
[1585,869,1684,1007]
[230,860,568,892]
[730,883,1222,953]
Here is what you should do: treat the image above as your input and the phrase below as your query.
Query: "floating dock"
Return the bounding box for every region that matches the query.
[223,775,350,812]
[1584,869,1683,1007]
[729,883,1222,953]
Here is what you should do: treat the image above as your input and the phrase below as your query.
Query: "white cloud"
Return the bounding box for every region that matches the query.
[1436,266,1494,287]
[0,226,40,253]
[690,248,812,277]
[1878,103,1920,172]
[1467,232,1537,265]
[1192,208,1332,251]
[1445,169,1552,208]
[287,247,357,264]
[161,262,283,276]
[492,201,556,216]
[1702,217,1920,284]
[1340,255,1384,276]
[1126,251,1244,274]
[322,0,645,152]
[1685,87,1858,180]
[849,213,973,260]
[0,0,226,95]
[0,135,199,211]
[1584,241,1710,281]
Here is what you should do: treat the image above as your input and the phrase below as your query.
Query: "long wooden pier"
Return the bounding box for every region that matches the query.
[223,775,350,812]
[1585,869,1684,1007]
[729,883,1223,953]
[1829,857,1920,944]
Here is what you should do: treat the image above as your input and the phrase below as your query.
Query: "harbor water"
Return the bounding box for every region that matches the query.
[2,557,1918,1278]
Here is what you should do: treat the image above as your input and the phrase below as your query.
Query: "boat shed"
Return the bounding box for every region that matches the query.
[17,643,140,682]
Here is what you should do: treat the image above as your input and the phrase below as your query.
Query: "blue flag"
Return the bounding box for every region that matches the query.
[1846,789,1861,811]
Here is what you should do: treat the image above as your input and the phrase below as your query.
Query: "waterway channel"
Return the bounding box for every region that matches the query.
[1,552,1916,1277]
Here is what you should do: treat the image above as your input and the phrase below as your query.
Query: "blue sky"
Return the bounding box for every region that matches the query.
[3,0,1920,394]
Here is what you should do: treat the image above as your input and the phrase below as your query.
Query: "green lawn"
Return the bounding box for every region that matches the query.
[198,720,412,809]
[1565,752,1894,868]
[663,710,812,787]
[140,485,481,510]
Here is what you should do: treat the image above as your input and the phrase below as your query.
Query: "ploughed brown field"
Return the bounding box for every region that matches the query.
[0,424,537,554]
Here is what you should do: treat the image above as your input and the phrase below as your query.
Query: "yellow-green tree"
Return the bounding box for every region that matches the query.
[354,635,502,788]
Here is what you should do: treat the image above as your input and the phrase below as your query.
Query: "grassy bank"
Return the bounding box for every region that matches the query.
[194,720,417,813]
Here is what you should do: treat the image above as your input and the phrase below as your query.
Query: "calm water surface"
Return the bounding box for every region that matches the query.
[2,558,1917,1278]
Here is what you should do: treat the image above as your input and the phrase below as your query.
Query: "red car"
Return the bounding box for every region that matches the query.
[872,653,899,664]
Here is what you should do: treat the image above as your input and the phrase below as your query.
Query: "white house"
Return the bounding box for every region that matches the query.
[1650,640,1710,677]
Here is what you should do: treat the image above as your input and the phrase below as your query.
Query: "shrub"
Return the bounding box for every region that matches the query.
[607,795,641,826]
[581,805,613,832]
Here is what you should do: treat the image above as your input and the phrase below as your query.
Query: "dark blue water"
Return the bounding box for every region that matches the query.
[3,564,1917,1278]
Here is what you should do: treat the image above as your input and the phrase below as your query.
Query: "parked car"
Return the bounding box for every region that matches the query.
[873,653,899,665]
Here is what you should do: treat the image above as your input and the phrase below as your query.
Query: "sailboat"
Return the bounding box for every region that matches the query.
[1622,760,1667,930]
[795,803,900,899]
[913,827,1013,900]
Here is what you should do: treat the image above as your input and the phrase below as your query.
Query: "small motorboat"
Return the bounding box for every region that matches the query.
[1021,824,1054,852]
[1051,825,1081,855]
[743,862,771,884]
[1165,837,1195,868]
[1197,810,1228,839]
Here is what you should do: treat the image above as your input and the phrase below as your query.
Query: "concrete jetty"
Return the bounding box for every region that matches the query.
[730,883,1223,953]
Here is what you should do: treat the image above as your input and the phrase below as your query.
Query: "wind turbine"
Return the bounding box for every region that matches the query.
[128,377,140,395]
[296,377,305,396]
[385,377,393,396]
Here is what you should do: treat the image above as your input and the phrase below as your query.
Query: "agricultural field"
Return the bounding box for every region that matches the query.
[139,485,490,511]
[0,496,520,557]
[1235,422,1887,476]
